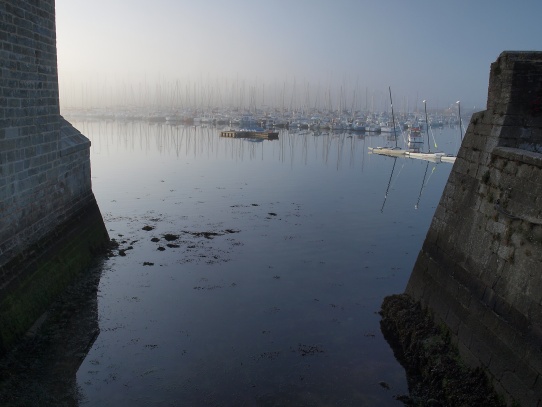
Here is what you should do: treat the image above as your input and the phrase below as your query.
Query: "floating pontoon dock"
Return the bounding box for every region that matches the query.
[220,130,279,140]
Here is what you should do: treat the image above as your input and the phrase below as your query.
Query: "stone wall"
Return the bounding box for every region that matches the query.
[0,1,108,353]
[1,1,60,265]
[406,51,542,406]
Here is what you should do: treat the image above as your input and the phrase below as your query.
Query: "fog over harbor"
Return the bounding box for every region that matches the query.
[70,121,459,406]
[55,0,542,113]
[41,1,542,406]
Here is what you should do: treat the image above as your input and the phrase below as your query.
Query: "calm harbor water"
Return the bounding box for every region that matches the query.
[72,121,459,406]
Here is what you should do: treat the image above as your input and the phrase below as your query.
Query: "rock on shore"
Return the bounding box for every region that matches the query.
[379,294,506,407]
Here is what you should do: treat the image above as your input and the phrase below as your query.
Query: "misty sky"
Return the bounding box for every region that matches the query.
[55,0,542,111]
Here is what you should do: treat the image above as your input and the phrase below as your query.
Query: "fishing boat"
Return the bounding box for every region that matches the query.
[407,132,424,144]
[407,119,424,143]
[408,120,423,133]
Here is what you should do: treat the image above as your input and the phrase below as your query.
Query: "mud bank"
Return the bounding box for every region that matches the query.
[380,294,506,407]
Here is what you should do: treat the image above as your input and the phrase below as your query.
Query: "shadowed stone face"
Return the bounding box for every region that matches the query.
[488,52,542,152]
[403,51,542,406]
[0,0,108,357]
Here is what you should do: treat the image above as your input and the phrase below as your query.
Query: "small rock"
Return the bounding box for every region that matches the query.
[163,234,179,241]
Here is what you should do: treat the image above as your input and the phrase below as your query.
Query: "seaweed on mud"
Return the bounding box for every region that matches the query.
[180,229,239,239]
[379,294,506,407]
[163,234,179,241]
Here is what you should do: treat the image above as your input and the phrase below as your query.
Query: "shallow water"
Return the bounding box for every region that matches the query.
[72,121,458,406]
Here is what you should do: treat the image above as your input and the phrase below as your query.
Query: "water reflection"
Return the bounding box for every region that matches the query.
[381,157,398,213]
[5,122,457,406]
[79,120,376,172]
[0,260,103,406]
[414,162,435,210]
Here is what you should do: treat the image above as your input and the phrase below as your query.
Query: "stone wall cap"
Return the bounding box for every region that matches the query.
[498,51,542,62]
[60,117,91,156]
[492,146,542,168]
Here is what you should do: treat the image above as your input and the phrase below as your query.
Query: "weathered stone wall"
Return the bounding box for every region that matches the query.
[406,51,542,406]
[0,1,108,352]
[1,1,61,266]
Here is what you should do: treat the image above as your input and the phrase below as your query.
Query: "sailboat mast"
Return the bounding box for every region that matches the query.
[389,86,398,147]
[423,100,430,152]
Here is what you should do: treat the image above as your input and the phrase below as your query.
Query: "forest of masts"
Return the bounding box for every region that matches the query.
[59,76,467,119]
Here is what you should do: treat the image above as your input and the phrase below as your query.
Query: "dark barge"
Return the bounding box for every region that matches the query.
[220,130,279,140]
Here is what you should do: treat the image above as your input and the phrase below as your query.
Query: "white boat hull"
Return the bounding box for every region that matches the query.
[440,155,457,163]
[407,151,445,162]
[368,147,408,156]
[369,147,457,164]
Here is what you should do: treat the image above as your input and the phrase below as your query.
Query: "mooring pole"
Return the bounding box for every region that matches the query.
[456,100,463,141]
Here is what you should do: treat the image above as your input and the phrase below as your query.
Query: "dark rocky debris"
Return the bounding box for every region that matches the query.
[379,294,506,407]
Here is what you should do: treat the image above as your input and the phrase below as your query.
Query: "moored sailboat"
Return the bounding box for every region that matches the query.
[406,100,455,163]
[368,87,409,157]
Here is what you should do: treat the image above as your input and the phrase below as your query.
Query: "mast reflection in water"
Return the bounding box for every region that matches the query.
[71,121,457,406]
